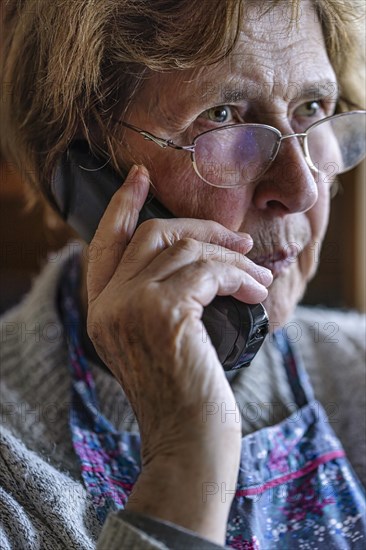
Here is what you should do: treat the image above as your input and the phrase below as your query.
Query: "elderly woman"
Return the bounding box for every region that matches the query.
[1,0,365,548]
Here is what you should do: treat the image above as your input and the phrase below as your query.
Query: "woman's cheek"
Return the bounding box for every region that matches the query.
[263,267,305,328]
[157,180,251,231]
[299,243,318,283]
[304,181,332,281]
[153,166,200,217]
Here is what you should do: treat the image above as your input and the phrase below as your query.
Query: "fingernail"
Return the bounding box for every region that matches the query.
[127,164,139,179]
[137,164,150,179]
[233,234,253,248]
[255,267,273,286]
[235,231,253,243]
[126,164,150,185]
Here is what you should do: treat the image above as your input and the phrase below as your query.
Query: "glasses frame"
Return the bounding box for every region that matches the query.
[117,110,366,188]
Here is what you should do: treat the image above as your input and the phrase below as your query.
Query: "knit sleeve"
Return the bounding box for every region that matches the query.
[96,510,228,550]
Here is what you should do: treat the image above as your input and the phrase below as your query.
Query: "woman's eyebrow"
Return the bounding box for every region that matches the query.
[220,80,339,104]
[157,79,340,131]
[197,79,339,105]
[300,81,339,102]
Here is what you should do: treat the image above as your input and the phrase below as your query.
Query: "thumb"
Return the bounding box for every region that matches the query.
[87,164,151,303]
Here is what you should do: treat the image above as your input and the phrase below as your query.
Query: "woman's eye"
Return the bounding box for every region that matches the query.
[201,105,234,124]
[295,101,323,118]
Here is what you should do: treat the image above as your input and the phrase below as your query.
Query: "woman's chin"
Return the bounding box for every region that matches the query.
[263,268,307,332]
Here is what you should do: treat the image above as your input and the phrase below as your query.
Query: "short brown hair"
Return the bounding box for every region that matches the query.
[1,0,365,206]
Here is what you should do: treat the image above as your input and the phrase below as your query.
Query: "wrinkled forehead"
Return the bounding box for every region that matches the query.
[222,0,337,99]
[136,0,338,121]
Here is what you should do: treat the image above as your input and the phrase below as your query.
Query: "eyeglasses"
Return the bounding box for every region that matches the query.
[118,110,366,188]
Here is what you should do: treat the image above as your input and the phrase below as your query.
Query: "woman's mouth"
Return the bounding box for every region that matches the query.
[253,247,300,279]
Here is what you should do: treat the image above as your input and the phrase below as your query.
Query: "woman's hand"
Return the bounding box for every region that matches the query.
[86,165,272,543]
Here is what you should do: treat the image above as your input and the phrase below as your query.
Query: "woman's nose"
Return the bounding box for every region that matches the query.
[252,133,319,215]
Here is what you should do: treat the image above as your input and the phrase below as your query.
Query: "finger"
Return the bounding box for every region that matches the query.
[159,260,269,308]
[133,237,272,287]
[87,164,150,303]
[115,218,254,282]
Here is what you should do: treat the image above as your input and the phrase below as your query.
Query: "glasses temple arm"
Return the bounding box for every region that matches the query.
[117,120,195,152]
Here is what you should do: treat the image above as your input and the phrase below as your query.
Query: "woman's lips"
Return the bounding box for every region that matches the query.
[253,249,299,278]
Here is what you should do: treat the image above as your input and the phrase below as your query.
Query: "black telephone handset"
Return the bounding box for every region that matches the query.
[51,141,269,370]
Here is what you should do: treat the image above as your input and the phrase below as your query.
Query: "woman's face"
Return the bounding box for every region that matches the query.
[120,0,338,327]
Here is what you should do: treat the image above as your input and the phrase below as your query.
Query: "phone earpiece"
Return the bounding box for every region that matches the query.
[51,141,171,243]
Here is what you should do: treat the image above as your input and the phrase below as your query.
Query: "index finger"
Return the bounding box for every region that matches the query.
[87,164,151,303]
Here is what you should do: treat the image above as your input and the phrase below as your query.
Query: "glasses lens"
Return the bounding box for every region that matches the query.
[307,111,366,176]
[193,125,279,187]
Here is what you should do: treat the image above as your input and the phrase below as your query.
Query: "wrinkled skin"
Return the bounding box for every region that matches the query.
[120,1,337,329]
[84,1,337,543]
